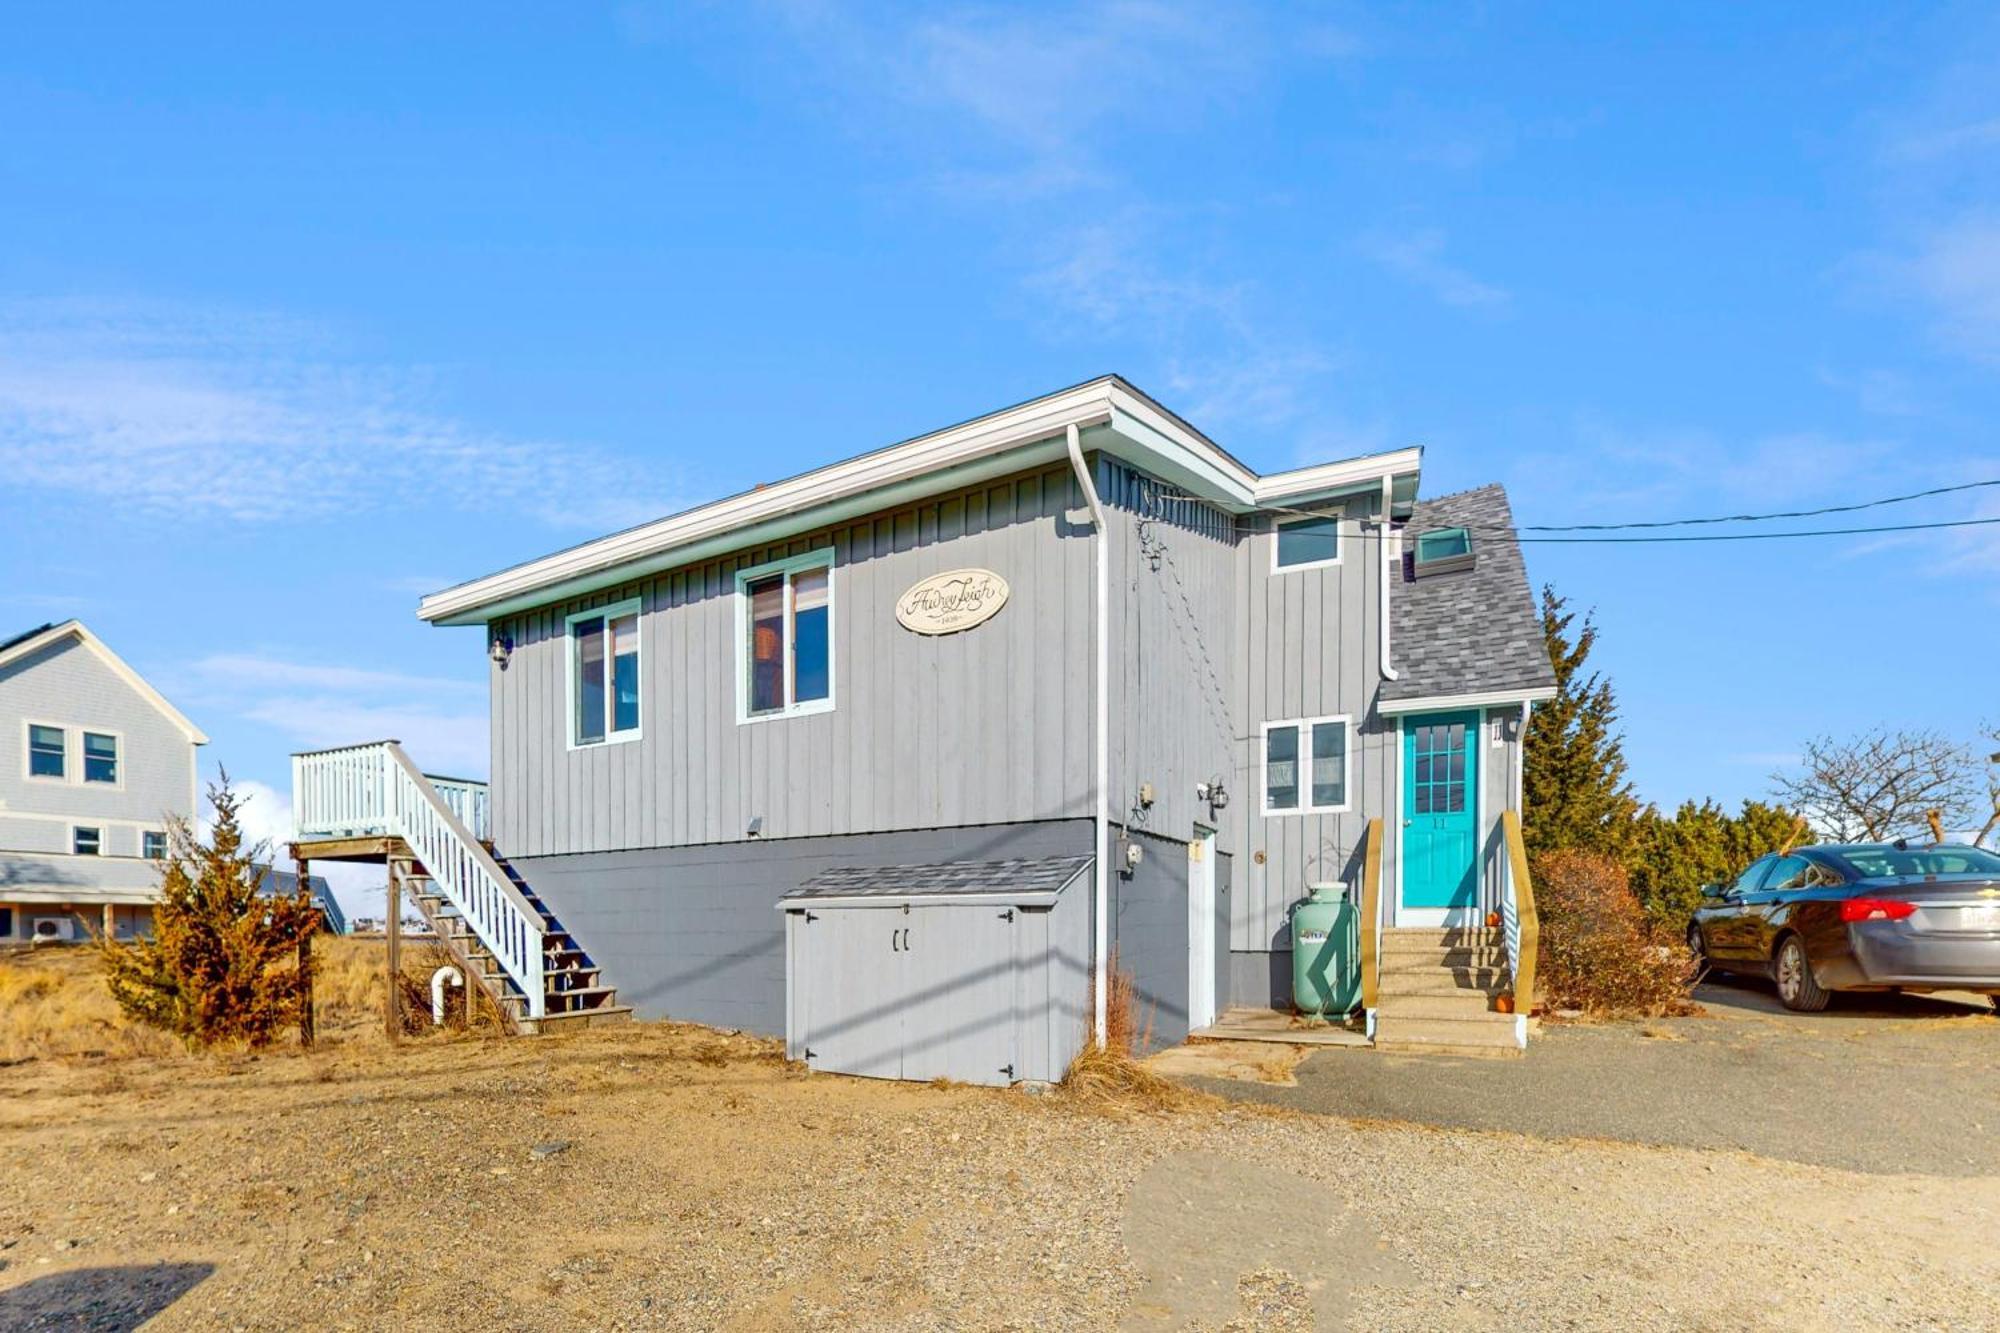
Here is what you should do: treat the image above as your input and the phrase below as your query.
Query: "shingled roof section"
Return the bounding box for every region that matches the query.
[784,856,1093,902]
[1379,483,1556,703]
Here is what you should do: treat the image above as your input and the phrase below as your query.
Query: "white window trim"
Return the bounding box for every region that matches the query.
[142,830,169,860]
[72,825,103,856]
[80,726,125,791]
[734,548,837,726]
[1261,714,1353,816]
[24,720,68,784]
[1271,513,1343,573]
[563,597,645,751]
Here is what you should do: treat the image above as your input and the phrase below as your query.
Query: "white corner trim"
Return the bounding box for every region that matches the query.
[1377,686,1556,717]
[0,622,208,745]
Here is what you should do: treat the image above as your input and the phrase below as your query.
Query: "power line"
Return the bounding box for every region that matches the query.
[1518,477,2000,531]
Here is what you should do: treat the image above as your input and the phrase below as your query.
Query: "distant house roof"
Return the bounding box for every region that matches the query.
[0,620,209,744]
[1379,484,1556,710]
[259,867,347,934]
[780,855,1093,908]
[419,375,1424,626]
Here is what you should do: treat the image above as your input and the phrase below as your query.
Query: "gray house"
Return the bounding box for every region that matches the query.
[300,376,1552,1077]
[0,620,206,942]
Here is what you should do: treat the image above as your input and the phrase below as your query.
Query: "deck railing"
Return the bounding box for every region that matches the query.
[1499,809,1538,1045]
[292,742,540,1017]
[1359,816,1383,1035]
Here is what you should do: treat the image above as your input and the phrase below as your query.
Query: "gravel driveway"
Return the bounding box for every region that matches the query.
[1180,981,2000,1177]
[3,1017,1997,1329]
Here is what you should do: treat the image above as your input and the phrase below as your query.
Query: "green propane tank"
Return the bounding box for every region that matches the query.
[1292,884,1360,1018]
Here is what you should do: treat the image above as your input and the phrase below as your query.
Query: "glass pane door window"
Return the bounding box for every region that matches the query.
[569,602,642,745]
[28,724,64,778]
[83,732,118,784]
[741,554,834,720]
[1411,721,1469,815]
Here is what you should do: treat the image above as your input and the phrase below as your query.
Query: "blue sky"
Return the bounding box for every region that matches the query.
[4,4,1999,900]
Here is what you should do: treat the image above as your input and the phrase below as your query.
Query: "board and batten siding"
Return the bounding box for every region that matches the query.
[1224,492,1395,953]
[1100,462,1240,852]
[488,462,1100,858]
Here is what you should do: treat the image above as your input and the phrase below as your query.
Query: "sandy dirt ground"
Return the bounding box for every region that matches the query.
[3,1016,1999,1332]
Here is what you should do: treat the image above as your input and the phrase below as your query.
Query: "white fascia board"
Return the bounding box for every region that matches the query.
[1256,447,1424,508]
[1376,686,1556,716]
[0,621,209,745]
[776,891,1064,911]
[421,379,1135,626]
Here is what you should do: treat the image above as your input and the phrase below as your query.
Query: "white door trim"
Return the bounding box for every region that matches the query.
[1187,825,1217,1030]
[1394,709,1487,929]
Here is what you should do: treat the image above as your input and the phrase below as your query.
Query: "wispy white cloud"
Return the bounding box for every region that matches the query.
[0,297,688,529]
[1357,228,1511,309]
[238,697,490,777]
[192,653,482,699]
[1898,218,2000,365]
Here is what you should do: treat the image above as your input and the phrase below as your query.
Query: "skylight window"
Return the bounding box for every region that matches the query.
[1414,526,1474,574]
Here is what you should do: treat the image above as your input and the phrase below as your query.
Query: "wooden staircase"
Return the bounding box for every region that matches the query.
[392,847,632,1034]
[1372,926,1523,1058]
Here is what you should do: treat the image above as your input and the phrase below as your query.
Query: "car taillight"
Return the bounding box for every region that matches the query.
[1841,898,1918,923]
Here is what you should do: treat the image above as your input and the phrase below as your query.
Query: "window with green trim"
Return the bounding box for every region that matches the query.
[1414,526,1475,573]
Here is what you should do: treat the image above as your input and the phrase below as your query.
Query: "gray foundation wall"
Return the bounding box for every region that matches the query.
[513,819,1093,1036]
[1231,949,1292,1012]
[1107,826,1226,1050]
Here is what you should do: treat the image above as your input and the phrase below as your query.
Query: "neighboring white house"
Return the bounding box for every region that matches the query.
[0,620,206,942]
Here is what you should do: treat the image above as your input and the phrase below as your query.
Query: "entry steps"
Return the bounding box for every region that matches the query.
[1372,926,1523,1058]
[395,847,633,1035]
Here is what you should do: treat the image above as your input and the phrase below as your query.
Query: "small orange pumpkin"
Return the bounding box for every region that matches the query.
[1494,993,1516,1015]
[1485,911,1501,929]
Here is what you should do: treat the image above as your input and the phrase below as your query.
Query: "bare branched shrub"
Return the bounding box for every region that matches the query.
[1534,849,1698,1018]
[1772,729,1977,843]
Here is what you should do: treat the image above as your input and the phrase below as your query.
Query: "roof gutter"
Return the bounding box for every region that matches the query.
[1064,421,1111,1051]
[1379,474,1399,684]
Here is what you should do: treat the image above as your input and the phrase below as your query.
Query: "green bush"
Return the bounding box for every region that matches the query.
[1624,799,1802,930]
[1534,848,1698,1018]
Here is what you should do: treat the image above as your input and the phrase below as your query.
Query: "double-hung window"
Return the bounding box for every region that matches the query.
[27,724,64,779]
[567,600,642,747]
[1263,715,1351,814]
[143,830,168,860]
[83,732,118,784]
[738,551,834,721]
[1273,514,1340,571]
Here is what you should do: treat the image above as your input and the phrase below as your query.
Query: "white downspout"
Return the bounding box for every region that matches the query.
[1065,422,1111,1049]
[1379,474,1399,683]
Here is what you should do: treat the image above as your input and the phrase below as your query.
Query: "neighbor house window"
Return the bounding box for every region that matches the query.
[143,831,167,860]
[567,600,642,746]
[1274,514,1340,570]
[28,724,64,778]
[83,731,118,784]
[738,551,834,721]
[73,826,101,856]
[1263,716,1351,814]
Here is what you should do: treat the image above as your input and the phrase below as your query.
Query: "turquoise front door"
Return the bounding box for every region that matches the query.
[1402,711,1479,913]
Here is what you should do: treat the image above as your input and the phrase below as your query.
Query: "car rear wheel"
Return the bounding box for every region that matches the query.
[1687,923,1713,974]
[1775,935,1830,1012]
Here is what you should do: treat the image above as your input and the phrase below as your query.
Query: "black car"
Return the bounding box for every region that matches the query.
[1690,843,2000,1012]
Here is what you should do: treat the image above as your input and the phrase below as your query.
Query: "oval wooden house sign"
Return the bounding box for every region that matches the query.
[896,568,1010,635]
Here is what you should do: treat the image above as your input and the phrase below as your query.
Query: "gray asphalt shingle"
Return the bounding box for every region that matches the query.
[1381,483,1556,702]
[783,855,1093,901]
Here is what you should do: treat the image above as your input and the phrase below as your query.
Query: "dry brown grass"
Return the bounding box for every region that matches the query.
[0,934,492,1064]
[1059,957,1210,1114]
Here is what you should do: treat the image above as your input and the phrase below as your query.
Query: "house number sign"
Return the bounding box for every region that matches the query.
[895,568,1010,635]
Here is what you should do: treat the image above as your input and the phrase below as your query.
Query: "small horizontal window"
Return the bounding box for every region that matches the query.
[83,731,118,784]
[73,826,102,856]
[1274,515,1339,570]
[143,831,167,860]
[28,724,64,778]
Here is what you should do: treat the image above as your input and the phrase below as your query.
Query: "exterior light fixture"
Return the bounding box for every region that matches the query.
[747,815,764,838]
[489,632,513,667]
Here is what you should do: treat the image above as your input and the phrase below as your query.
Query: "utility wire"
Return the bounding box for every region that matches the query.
[1517,476,2000,531]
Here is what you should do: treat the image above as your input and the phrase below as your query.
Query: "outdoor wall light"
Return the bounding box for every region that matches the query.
[489,632,513,668]
[747,815,764,838]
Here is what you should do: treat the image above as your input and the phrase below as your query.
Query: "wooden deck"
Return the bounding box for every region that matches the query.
[1189,1006,1372,1048]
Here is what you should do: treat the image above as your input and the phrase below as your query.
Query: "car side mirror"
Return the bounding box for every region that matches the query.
[1700,882,1724,899]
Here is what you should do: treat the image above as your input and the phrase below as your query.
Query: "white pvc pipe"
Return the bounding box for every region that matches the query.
[431,965,464,1026]
[1065,422,1111,1049]
[1379,473,1398,683]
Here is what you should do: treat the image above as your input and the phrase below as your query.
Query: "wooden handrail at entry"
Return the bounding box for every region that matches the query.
[1501,809,1538,1015]
[1360,816,1382,1010]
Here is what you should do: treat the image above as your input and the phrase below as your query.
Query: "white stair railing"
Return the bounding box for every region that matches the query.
[293,741,542,1018]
